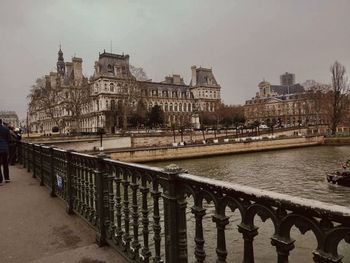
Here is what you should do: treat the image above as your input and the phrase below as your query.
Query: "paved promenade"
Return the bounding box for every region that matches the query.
[0,165,126,263]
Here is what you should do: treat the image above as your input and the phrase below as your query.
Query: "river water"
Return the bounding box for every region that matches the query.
[148,145,350,262]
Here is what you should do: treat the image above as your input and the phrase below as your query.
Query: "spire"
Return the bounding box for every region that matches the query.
[57,45,65,76]
[58,44,64,61]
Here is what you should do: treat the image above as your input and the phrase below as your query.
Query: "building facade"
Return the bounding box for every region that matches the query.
[29,49,221,134]
[244,79,329,127]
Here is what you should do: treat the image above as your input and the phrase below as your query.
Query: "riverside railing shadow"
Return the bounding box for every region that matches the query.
[18,141,350,263]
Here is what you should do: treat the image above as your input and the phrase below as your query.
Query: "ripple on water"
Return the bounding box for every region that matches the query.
[149,145,350,207]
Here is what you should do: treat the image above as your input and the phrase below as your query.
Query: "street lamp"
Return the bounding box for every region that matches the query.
[97,127,105,150]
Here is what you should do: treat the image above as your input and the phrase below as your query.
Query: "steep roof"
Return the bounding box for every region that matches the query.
[270,84,304,95]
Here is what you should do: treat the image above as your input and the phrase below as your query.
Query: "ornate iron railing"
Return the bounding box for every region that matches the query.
[18,141,350,263]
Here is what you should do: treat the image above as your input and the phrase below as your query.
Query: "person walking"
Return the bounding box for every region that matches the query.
[0,119,11,185]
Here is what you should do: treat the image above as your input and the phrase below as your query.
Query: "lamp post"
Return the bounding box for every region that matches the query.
[27,110,29,138]
[98,127,105,150]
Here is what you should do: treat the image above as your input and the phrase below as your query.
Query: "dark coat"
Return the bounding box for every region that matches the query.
[0,125,11,153]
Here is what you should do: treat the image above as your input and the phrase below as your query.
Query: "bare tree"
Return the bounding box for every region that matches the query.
[61,78,92,132]
[28,76,64,132]
[305,85,331,129]
[130,65,148,81]
[329,61,349,134]
[28,75,92,133]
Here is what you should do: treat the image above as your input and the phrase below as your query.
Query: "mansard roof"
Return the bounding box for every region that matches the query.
[270,84,304,95]
[139,80,190,92]
[190,66,220,87]
[99,51,129,60]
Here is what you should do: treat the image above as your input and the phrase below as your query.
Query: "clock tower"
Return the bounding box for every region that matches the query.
[57,45,65,76]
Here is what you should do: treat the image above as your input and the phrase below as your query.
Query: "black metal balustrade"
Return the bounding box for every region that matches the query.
[18,142,350,263]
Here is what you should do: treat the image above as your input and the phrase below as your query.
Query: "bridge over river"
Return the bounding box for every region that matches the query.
[5,142,350,263]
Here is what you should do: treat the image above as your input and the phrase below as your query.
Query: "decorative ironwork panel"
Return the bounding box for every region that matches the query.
[177,174,350,263]
[71,152,98,227]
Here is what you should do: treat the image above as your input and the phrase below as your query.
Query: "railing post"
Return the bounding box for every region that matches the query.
[95,153,108,246]
[39,145,44,186]
[238,224,259,263]
[17,141,22,165]
[271,235,295,263]
[49,146,56,197]
[22,142,26,166]
[162,164,188,263]
[66,150,74,215]
[27,143,31,173]
[23,143,26,169]
[32,144,36,178]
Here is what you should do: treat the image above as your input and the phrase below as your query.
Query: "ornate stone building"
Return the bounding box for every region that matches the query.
[29,47,87,133]
[29,49,221,134]
[244,80,329,127]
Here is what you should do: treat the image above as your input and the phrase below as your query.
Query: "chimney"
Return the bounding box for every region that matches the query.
[191,65,197,86]
[65,62,73,78]
[72,57,83,81]
[172,74,181,85]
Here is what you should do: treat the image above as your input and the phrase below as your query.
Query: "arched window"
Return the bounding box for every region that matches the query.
[110,83,114,92]
[111,100,116,110]
[165,103,168,112]
[174,103,178,112]
[107,64,113,73]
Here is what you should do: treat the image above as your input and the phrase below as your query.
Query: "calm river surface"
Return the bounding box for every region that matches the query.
[149,145,350,207]
[148,145,350,262]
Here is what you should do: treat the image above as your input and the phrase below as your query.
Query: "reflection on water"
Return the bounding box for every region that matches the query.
[148,145,350,262]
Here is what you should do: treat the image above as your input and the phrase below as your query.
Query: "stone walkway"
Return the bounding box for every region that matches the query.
[0,165,126,263]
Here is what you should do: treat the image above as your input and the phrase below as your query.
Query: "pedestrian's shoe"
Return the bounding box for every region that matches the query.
[5,179,10,183]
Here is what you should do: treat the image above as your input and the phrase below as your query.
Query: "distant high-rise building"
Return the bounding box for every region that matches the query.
[280,72,295,86]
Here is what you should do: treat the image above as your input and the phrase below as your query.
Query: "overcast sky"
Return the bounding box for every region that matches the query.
[1,0,350,119]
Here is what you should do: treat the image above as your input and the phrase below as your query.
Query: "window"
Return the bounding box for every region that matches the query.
[110,83,114,92]
[107,64,113,73]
